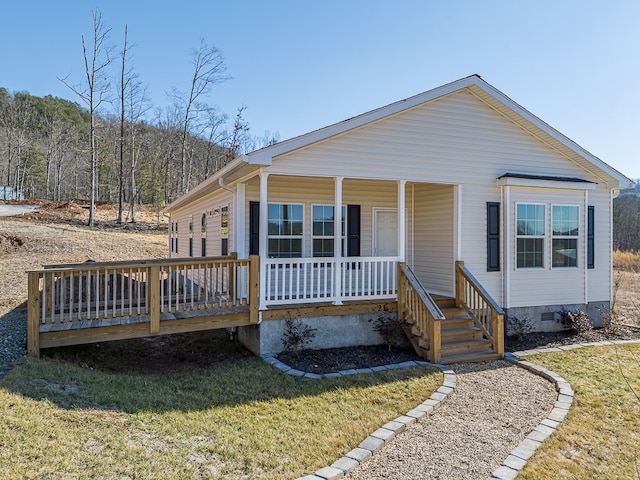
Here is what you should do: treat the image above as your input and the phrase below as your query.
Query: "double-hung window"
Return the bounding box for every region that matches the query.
[220,206,229,256]
[552,205,579,267]
[516,204,545,268]
[268,203,303,258]
[201,213,207,257]
[188,216,193,257]
[312,205,345,257]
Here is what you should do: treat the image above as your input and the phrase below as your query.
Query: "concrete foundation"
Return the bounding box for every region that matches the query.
[505,301,610,335]
[237,311,409,355]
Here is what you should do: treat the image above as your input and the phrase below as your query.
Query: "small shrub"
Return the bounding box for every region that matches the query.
[506,314,532,341]
[557,308,593,333]
[281,319,317,357]
[370,314,404,351]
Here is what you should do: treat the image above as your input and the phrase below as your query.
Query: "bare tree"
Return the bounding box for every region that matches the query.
[60,10,112,226]
[170,39,229,193]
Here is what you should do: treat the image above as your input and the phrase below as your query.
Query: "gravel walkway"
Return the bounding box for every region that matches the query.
[346,360,556,480]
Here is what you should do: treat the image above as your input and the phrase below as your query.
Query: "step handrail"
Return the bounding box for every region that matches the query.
[455,261,504,358]
[397,263,445,363]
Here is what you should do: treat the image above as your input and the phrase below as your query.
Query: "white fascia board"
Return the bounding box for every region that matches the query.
[496,176,596,190]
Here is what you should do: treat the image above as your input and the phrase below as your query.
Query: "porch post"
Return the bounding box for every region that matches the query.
[398,180,406,262]
[259,171,269,310]
[334,177,343,305]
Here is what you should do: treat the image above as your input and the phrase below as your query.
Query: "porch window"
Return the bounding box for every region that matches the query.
[312,205,345,257]
[516,204,544,268]
[268,203,303,258]
[221,206,229,256]
[552,205,579,267]
[175,221,178,254]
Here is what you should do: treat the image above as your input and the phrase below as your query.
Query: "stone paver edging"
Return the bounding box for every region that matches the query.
[489,339,640,480]
[260,354,455,480]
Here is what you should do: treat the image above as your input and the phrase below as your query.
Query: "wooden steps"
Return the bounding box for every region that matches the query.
[400,297,500,364]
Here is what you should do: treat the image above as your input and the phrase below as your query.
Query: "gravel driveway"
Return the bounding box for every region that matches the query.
[346,360,556,480]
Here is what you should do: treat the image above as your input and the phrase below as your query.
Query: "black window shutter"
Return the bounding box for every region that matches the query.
[249,201,260,256]
[487,202,500,272]
[587,205,595,269]
[347,205,361,257]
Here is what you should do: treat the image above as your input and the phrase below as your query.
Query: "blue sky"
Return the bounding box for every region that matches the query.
[2,1,639,179]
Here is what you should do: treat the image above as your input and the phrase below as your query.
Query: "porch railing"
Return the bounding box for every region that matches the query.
[262,256,399,306]
[455,261,504,358]
[397,262,445,363]
[27,255,259,356]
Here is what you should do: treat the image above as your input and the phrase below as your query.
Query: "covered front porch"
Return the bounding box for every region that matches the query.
[243,173,460,308]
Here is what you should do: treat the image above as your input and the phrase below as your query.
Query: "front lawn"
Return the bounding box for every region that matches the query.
[0,354,440,479]
[520,343,640,479]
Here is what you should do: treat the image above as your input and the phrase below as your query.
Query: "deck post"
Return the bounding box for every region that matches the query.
[249,255,260,324]
[492,311,505,358]
[149,265,160,334]
[397,262,406,322]
[27,272,41,357]
[429,317,441,364]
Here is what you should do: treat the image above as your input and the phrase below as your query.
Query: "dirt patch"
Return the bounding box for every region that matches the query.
[4,201,167,231]
[0,234,24,254]
[42,329,253,375]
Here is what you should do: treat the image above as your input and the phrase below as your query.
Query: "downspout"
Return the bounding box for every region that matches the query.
[219,177,236,195]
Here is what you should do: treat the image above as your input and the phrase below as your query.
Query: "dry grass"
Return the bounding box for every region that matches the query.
[0,357,441,479]
[519,344,640,480]
[613,250,640,272]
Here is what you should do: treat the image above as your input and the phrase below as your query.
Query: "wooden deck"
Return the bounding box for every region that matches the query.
[27,255,504,364]
[27,255,259,356]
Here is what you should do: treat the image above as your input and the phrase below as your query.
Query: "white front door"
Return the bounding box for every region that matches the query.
[374,209,398,256]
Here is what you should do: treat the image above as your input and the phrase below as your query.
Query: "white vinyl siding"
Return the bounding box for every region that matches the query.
[263,90,609,307]
[413,183,455,296]
[169,87,615,309]
[169,190,233,259]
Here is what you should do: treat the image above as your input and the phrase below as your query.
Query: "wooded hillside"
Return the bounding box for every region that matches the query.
[0,89,257,211]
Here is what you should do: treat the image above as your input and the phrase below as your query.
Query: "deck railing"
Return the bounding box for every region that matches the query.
[397,263,445,363]
[262,256,398,306]
[27,255,259,356]
[455,261,504,358]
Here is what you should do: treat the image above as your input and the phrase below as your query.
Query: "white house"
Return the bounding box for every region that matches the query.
[163,75,632,361]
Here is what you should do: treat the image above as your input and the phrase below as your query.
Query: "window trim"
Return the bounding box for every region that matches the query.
[311,204,346,258]
[515,202,546,269]
[551,204,580,269]
[267,202,305,258]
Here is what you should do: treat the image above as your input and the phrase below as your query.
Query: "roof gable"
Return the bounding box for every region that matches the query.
[247,75,630,188]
